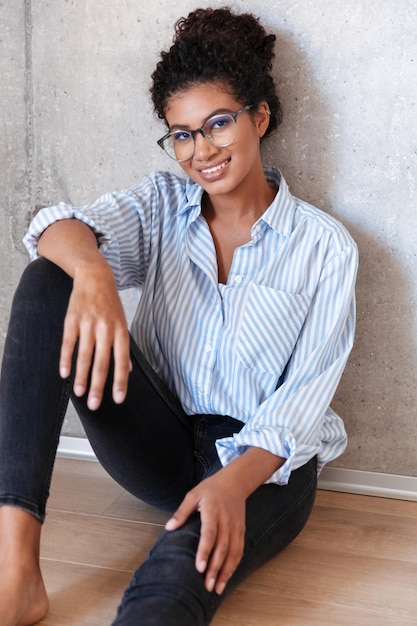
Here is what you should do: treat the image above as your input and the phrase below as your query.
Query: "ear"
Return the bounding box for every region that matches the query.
[254,101,271,138]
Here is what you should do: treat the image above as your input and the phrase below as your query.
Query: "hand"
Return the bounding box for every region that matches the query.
[164,447,285,595]
[59,259,131,410]
[165,471,246,595]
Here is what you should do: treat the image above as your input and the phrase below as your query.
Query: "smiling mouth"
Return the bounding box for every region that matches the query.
[200,158,231,175]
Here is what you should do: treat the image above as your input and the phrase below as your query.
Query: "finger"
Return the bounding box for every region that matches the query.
[72,321,96,400]
[211,527,245,595]
[195,506,219,577]
[202,522,228,592]
[59,313,79,379]
[86,323,113,410]
[111,326,131,404]
[165,492,198,531]
[203,507,245,595]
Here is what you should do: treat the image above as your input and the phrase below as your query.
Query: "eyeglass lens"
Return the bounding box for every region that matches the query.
[163,113,238,161]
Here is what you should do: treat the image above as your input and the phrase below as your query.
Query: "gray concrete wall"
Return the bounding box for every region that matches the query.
[1,1,416,475]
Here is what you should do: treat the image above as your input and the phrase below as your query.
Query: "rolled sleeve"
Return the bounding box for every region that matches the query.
[23,203,112,261]
[216,426,296,485]
[22,183,155,289]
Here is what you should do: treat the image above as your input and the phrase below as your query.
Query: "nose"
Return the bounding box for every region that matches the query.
[192,131,218,161]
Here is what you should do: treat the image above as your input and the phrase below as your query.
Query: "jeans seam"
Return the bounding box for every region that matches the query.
[129,337,191,430]
[39,374,73,520]
[0,496,43,522]
[191,416,210,481]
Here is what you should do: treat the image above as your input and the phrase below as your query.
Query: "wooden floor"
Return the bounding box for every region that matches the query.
[38,458,417,625]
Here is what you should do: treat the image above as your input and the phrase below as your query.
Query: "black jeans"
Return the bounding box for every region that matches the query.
[0,258,317,625]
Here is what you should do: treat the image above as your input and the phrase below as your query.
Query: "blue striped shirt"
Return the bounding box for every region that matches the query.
[24,166,358,485]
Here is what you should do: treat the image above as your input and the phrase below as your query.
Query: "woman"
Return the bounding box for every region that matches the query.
[0,7,358,626]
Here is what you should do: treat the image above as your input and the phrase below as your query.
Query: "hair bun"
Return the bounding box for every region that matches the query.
[174,8,276,71]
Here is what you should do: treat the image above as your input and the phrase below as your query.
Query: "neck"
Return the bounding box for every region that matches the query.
[204,176,277,224]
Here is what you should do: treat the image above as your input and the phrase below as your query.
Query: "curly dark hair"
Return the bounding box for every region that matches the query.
[150,7,282,137]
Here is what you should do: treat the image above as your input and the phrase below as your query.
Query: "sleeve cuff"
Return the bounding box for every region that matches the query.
[215,426,297,485]
[23,203,112,260]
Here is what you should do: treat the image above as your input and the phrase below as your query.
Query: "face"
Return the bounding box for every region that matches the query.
[164,83,271,200]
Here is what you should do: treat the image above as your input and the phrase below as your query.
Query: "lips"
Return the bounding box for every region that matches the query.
[198,158,231,175]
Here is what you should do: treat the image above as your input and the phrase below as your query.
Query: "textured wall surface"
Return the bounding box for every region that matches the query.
[1,1,416,475]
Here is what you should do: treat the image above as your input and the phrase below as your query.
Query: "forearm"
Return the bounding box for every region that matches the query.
[37,218,108,279]
[220,447,286,499]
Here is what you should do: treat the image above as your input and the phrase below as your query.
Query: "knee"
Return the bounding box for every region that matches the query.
[18,258,72,305]
[12,258,73,325]
[114,520,217,626]
[23,257,71,291]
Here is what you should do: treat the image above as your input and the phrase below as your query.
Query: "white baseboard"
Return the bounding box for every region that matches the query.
[57,436,417,502]
[58,436,97,461]
[317,466,417,502]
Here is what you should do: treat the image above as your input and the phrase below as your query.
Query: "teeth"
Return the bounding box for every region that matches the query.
[201,160,229,174]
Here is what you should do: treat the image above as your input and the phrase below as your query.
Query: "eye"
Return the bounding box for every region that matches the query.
[206,115,233,134]
[172,130,192,143]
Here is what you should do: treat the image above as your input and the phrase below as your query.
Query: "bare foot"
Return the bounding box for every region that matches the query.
[0,563,49,626]
[0,507,48,625]
[0,562,49,626]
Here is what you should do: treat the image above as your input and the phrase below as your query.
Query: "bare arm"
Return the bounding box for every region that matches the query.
[37,218,103,277]
[38,219,131,409]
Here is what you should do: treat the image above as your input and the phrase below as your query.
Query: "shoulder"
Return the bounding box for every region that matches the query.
[294,196,357,255]
[119,171,204,217]
[125,170,189,201]
[265,166,357,258]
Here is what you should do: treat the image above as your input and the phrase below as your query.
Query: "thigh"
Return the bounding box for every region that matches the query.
[231,456,317,588]
[72,337,196,512]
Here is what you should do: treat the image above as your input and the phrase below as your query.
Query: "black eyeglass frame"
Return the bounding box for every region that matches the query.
[157,104,254,162]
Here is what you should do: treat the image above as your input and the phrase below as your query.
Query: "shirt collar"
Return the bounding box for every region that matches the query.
[260,166,296,237]
[179,165,296,238]
[179,178,204,215]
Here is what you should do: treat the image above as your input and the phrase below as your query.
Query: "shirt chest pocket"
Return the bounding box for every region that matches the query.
[235,285,312,375]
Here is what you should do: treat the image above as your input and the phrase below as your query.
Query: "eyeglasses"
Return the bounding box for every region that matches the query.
[157,105,254,162]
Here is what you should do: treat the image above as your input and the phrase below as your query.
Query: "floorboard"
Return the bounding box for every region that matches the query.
[37,458,417,625]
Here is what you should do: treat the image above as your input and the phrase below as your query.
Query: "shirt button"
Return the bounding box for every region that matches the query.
[254,224,261,233]
[234,275,243,284]
[198,385,205,394]
[205,344,212,353]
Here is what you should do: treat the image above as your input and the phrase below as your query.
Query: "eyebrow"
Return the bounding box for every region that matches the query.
[168,108,234,132]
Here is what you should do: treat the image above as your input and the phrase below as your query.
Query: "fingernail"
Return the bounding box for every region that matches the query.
[206,578,216,593]
[60,366,69,379]
[114,390,125,404]
[216,582,226,595]
[165,518,176,530]
[88,396,100,411]
[74,384,84,397]
[196,559,207,574]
